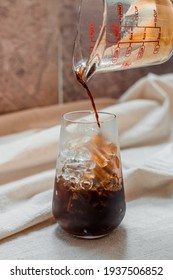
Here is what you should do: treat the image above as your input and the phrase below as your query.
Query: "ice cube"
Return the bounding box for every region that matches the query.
[76,120,90,135]
[115,156,120,169]
[61,148,77,159]
[80,179,93,190]
[62,164,82,180]
[83,169,95,180]
[75,147,91,161]
[89,145,108,168]
[87,133,114,167]
[76,121,98,137]
[102,178,117,191]
[104,158,117,175]
[64,178,79,191]
[94,164,111,181]
[101,143,118,157]
[89,133,118,157]
[66,138,83,150]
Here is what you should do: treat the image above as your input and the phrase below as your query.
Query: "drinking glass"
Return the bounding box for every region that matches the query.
[52,111,126,239]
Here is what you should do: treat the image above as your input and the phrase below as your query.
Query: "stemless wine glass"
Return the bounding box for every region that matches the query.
[52,111,126,239]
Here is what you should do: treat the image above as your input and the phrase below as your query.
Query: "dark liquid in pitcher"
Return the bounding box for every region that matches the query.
[53,176,126,238]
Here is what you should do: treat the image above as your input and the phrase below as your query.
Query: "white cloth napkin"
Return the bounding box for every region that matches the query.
[0,73,173,241]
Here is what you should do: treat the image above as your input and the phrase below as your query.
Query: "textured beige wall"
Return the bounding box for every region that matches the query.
[0,0,59,114]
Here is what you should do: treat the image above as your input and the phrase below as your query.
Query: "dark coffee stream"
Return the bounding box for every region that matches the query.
[75,71,100,128]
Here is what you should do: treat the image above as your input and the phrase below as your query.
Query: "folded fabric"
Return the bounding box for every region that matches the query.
[103,73,172,147]
[123,143,173,201]
[0,73,173,240]
[0,170,54,240]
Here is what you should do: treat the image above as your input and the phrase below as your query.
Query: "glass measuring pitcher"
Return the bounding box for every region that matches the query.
[52,111,126,239]
[73,0,173,82]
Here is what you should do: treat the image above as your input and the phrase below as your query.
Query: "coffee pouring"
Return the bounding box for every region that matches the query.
[73,0,173,82]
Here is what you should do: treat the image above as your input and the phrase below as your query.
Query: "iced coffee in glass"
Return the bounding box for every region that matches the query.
[52,111,126,238]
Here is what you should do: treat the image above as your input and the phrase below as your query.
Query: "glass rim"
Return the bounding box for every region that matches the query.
[62,110,116,124]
